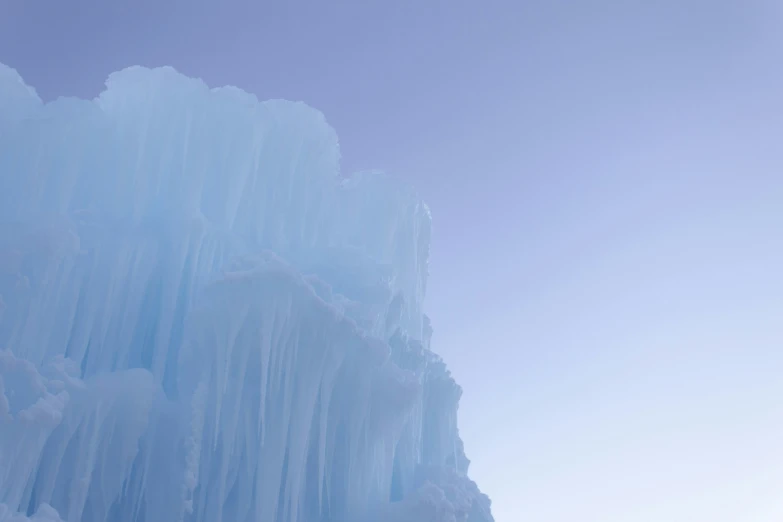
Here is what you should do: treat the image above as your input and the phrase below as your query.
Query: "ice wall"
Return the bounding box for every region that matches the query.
[0,63,493,522]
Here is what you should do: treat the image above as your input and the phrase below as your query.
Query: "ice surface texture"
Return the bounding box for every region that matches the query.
[0,63,493,522]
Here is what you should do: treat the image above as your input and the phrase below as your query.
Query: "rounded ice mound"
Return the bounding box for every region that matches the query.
[0,64,42,120]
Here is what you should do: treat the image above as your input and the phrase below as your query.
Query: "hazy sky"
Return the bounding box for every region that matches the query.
[2,1,783,520]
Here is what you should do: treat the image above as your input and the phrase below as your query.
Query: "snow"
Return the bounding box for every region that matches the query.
[0,62,493,522]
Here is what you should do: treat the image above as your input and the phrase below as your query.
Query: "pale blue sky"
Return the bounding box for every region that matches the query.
[2,1,783,520]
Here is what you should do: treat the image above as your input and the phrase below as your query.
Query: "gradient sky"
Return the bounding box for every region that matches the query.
[2,1,783,520]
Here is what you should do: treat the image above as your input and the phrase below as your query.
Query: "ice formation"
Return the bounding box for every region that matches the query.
[0,63,493,522]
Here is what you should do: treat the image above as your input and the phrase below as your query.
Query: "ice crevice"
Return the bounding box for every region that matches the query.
[0,62,493,522]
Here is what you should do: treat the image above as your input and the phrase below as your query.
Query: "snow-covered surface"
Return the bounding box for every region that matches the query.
[0,63,493,522]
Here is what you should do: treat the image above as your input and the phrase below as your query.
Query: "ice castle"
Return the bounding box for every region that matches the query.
[0,63,493,522]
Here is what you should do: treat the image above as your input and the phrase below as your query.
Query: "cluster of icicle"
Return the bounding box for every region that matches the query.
[0,63,493,522]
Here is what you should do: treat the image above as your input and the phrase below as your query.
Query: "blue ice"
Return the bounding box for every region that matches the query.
[0,63,493,522]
